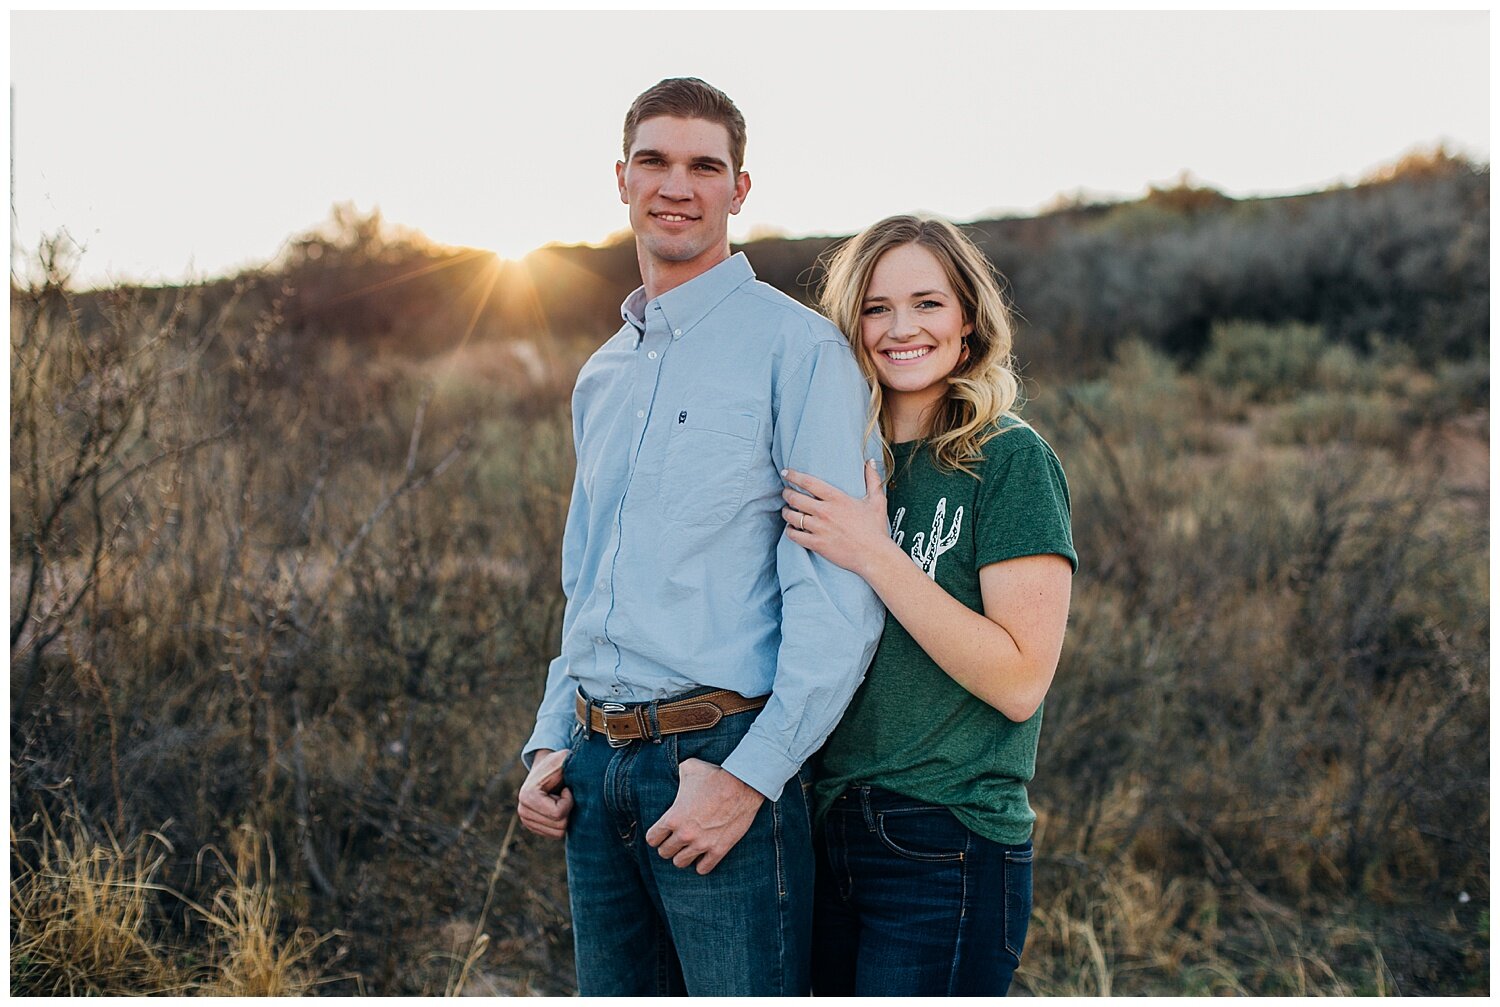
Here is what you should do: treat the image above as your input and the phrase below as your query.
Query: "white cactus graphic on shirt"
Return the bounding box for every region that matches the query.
[890,498,963,580]
[891,507,908,550]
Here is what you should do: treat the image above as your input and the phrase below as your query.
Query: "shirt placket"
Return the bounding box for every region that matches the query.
[598,305,673,697]
[630,304,672,467]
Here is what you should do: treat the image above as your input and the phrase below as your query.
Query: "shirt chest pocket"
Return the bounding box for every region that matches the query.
[659,407,761,527]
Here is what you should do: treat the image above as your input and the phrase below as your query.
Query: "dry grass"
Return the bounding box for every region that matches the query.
[10,816,185,995]
[1016,784,1429,997]
[1020,859,1208,996]
[188,828,346,995]
[10,811,340,996]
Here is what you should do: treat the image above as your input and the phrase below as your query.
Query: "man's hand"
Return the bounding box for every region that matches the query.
[518,748,573,839]
[645,758,765,875]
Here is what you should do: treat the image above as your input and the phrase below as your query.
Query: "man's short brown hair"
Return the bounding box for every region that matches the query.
[622,77,747,174]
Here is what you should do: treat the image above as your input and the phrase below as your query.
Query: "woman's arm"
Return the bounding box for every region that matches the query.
[865,543,1071,722]
[783,462,1072,722]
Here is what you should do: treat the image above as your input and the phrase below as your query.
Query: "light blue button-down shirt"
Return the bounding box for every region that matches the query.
[523,253,884,800]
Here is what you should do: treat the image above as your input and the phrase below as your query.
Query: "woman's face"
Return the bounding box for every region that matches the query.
[859,243,973,406]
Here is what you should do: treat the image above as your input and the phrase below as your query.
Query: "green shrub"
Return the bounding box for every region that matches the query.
[1198,321,1326,402]
[1314,342,1379,394]
[1263,391,1407,448]
[1422,355,1491,421]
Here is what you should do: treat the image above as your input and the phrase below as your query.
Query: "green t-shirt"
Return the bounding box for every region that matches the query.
[812,418,1077,845]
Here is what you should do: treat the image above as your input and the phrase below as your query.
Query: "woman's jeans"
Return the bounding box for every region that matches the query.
[560,701,813,996]
[812,785,1033,996]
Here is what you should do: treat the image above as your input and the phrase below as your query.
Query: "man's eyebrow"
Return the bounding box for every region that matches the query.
[629,149,730,170]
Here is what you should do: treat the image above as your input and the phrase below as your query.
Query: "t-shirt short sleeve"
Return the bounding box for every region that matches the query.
[974,438,1079,573]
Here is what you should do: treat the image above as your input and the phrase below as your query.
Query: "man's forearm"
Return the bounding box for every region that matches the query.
[721,541,884,799]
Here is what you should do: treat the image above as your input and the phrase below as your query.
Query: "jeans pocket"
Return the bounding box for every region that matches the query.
[1002,843,1034,960]
[665,732,680,776]
[570,717,591,755]
[873,807,969,863]
[671,714,745,772]
[559,722,584,788]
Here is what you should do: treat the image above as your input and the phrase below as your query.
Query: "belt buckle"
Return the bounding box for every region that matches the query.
[599,702,630,748]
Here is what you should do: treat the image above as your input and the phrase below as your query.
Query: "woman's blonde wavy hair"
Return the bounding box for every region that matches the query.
[817,214,1022,479]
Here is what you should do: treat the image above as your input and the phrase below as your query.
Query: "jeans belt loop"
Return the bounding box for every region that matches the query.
[646,700,662,743]
[580,695,592,741]
[859,786,878,832]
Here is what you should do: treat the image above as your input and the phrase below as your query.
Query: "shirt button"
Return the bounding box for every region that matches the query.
[673,329,682,337]
[597,579,607,591]
[648,351,657,359]
[594,636,606,645]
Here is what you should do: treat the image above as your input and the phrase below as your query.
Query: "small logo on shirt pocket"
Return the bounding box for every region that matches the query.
[660,407,760,527]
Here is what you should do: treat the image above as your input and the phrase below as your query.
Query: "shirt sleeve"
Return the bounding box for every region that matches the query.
[718,337,886,800]
[974,437,1079,573]
[520,407,591,768]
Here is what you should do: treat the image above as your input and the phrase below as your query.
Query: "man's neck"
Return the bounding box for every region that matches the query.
[639,246,732,301]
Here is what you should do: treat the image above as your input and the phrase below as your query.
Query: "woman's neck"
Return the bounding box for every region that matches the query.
[886,388,946,443]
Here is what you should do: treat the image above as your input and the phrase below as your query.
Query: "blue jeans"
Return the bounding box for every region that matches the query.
[812,785,1033,996]
[560,694,813,995]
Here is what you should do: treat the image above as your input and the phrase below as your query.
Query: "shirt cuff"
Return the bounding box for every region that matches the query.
[522,714,575,770]
[720,731,801,802]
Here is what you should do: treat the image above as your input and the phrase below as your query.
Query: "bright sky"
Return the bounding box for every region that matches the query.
[10,10,1490,288]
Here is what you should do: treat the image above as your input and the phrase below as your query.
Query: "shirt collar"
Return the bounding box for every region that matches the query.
[619,252,755,343]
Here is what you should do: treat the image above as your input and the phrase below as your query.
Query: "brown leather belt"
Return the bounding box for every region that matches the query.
[575,688,768,748]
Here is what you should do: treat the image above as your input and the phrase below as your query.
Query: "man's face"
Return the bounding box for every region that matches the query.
[616,116,751,277]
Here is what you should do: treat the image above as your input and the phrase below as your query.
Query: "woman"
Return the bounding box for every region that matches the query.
[780,215,1076,996]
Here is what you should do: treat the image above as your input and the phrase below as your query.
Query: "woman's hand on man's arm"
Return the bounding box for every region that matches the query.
[781,460,900,578]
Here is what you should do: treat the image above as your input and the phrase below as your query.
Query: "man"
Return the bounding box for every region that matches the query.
[516,77,883,996]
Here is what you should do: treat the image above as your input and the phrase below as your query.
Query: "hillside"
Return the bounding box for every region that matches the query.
[192,149,1490,379]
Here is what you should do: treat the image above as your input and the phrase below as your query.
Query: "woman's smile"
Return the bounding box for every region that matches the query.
[883,345,935,362]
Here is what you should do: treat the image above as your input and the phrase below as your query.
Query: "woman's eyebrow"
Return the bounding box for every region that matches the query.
[866,290,944,302]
